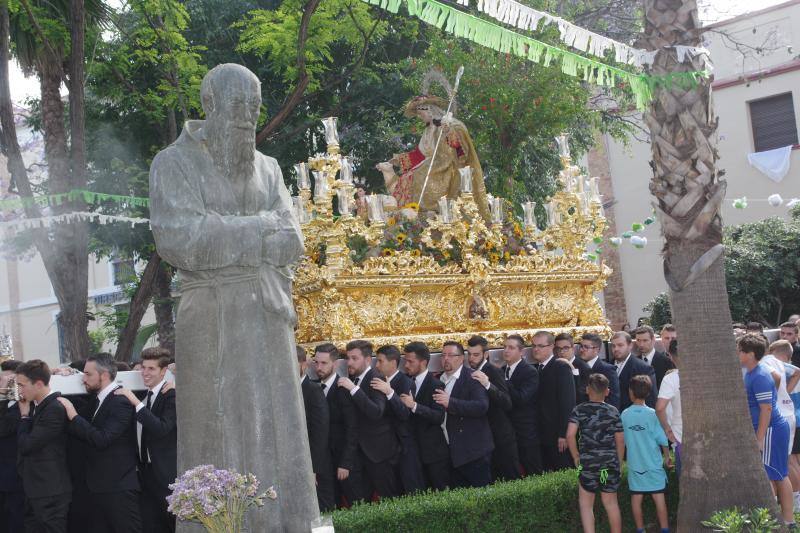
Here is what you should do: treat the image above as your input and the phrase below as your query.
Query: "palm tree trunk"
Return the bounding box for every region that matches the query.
[641,0,778,527]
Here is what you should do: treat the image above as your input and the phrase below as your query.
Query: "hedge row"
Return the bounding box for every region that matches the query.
[330,468,679,532]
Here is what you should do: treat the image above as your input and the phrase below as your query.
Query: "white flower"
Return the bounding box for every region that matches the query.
[609,237,622,247]
[768,193,783,207]
[630,236,648,249]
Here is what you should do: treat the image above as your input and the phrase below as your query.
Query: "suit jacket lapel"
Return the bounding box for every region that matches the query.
[32,392,59,423]
[93,385,119,423]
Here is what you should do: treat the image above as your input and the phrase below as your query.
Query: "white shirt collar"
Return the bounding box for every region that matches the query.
[386,370,400,384]
[96,381,119,409]
[539,354,555,369]
[33,390,55,407]
[415,369,429,390]
[642,348,656,363]
[355,366,370,384]
[300,374,308,385]
[149,379,166,398]
[477,359,487,372]
[506,357,522,378]
[322,373,337,396]
[616,353,632,370]
[442,364,463,384]
[586,355,599,369]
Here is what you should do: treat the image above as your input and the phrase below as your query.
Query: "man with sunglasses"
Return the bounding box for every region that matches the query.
[531,331,576,472]
[579,333,621,410]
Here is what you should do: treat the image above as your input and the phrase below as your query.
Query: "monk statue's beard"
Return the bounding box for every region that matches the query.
[205,121,256,182]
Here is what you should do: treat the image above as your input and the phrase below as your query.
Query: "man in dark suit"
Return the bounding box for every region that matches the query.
[57,353,142,533]
[466,335,519,481]
[14,360,72,533]
[555,333,591,404]
[398,342,450,491]
[0,361,24,533]
[371,345,425,495]
[578,333,620,409]
[502,334,542,476]
[312,344,358,508]
[295,346,334,512]
[116,348,177,533]
[633,326,675,390]
[531,331,575,472]
[337,340,400,500]
[611,332,657,411]
[779,321,800,368]
[434,341,493,488]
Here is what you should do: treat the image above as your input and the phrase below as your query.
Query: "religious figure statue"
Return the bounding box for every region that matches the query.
[149,64,319,532]
[376,70,491,221]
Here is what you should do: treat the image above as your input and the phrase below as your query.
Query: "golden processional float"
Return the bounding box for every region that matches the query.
[291,118,611,352]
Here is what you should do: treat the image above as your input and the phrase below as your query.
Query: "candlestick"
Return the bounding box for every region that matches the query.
[522,201,537,229]
[555,133,570,159]
[336,188,352,216]
[321,117,339,148]
[339,156,353,184]
[313,171,329,199]
[459,167,473,193]
[490,196,503,225]
[294,162,310,190]
[438,196,451,224]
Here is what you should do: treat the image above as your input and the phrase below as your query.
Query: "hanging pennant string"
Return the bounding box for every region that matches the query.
[0,189,149,212]
[361,0,709,109]
[0,212,150,232]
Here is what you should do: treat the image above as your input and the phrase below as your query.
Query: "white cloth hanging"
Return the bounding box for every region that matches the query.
[747,145,794,183]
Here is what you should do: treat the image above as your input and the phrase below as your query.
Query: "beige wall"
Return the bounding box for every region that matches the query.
[603,0,800,326]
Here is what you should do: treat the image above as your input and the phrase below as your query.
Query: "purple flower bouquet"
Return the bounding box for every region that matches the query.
[167,465,276,533]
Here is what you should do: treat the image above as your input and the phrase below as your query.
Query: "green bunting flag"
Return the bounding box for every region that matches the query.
[0,190,149,212]
[362,0,708,109]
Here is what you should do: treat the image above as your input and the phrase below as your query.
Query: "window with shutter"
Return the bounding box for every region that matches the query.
[749,92,798,153]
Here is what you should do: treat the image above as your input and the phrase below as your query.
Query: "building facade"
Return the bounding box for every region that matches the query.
[598,0,800,327]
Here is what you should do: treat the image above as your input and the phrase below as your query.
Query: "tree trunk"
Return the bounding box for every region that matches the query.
[114,252,161,362]
[154,262,175,356]
[641,0,778,527]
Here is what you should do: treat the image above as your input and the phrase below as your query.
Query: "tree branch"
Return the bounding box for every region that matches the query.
[256,0,322,145]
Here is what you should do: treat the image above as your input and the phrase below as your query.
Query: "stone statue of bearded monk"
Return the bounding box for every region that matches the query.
[376,71,491,221]
[149,64,319,532]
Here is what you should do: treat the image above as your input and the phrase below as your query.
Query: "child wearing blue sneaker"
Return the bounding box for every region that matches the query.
[621,374,671,533]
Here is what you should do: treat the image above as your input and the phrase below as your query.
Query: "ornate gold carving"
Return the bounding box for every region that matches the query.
[291,124,611,351]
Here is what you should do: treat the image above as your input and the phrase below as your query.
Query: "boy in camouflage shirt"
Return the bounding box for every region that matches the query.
[567,373,625,533]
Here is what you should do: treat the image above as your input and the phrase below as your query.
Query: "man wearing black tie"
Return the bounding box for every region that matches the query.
[610,332,657,411]
[633,326,675,389]
[577,333,620,409]
[434,341,494,488]
[15,360,72,533]
[555,333,591,405]
[466,335,520,481]
[312,344,358,508]
[115,348,176,533]
[337,340,400,500]
[294,346,334,512]
[371,345,425,494]
[398,342,450,491]
[502,334,542,476]
[531,331,575,472]
[57,353,142,533]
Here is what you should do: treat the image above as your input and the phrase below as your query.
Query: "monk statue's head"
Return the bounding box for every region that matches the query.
[200,64,262,181]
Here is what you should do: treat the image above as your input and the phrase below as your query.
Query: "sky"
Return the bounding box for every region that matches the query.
[8,0,795,104]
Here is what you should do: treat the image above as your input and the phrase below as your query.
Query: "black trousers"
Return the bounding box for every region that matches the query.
[0,490,25,533]
[361,451,400,499]
[422,458,451,491]
[140,466,175,533]
[316,468,337,512]
[452,455,492,488]
[492,442,521,481]
[540,443,573,472]
[90,490,142,533]
[395,436,425,494]
[24,493,71,533]
[518,441,543,476]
